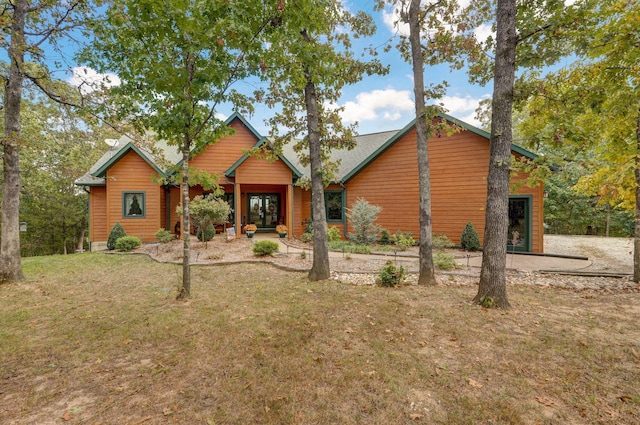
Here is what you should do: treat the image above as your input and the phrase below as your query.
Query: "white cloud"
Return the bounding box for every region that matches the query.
[459,112,482,128]
[68,66,121,95]
[441,95,480,114]
[339,88,414,123]
[382,5,408,37]
[474,23,494,44]
[441,94,489,127]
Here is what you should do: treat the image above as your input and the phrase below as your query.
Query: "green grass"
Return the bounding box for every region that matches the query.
[1,252,639,424]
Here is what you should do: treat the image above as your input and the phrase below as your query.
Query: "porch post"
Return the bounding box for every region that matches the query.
[287,183,294,239]
[235,183,242,238]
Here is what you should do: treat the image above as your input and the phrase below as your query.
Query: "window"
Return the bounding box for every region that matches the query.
[325,191,343,222]
[224,192,235,223]
[123,192,145,218]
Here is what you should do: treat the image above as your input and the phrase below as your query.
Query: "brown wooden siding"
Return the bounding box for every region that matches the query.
[189,119,258,183]
[105,150,163,242]
[168,186,181,235]
[295,188,312,237]
[343,128,544,252]
[90,186,108,242]
[292,186,305,237]
[236,156,292,185]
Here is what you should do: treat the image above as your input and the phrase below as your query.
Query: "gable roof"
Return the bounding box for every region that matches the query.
[76,112,537,188]
[225,136,303,180]
[172,112,267,171]
[340,112,537,184]
[92,142,166,179]
[75,113,305,186]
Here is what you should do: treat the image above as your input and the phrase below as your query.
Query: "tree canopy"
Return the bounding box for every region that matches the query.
[257,0,387,280]
[81,0,276,297]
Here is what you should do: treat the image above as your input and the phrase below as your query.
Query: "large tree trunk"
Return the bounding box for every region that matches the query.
[634,108,640,283]
[1,0,27,284]
[408,0,436,286]
[304,75,330,281]
[177,145,192,299]
[474,0,516,309]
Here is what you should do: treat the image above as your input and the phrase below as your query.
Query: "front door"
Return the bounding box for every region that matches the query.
[508,196,531,252]
[248,194,280,230]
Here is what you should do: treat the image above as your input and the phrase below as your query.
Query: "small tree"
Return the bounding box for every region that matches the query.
[461,222,481,251]
[378,260,406,287]
[347,198,382,245]
[107,223,126,251]
[178,195,231,245]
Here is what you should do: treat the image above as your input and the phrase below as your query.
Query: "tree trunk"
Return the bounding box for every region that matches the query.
[77,226,86,252]
[605,202,610,237]
[304,74,330,281]
[474,0,516,309]
[177,145,192,299]
[1,0,27,284]
[408,0,436,286]
[634,108,640,283]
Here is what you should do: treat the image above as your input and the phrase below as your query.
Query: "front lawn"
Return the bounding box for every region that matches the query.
[1,253,638,424]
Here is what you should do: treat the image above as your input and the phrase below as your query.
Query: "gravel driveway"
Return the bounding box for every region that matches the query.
[544,234,633,273]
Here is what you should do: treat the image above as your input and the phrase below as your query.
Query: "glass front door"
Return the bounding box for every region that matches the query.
[248,194,280,230]
[508,196,531,252]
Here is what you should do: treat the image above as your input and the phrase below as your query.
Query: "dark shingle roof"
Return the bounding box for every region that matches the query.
[76,113,536,187]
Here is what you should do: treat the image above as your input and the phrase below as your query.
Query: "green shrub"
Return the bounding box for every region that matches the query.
[155,228,174,243]
[377,260,406,287]
[394,231,415,251]
[328,240,372,254]
[107,222,126,250]
[327,225,342,242]
[303,219,314,234]
[328,240,348,250]
[379,228,392,245]
[196,226,215,242]
[434,251,457,270]
[114,236,141,252]
[347,198,381,245]
[432,233,454,250]
[349,244,372,254]
[461,222,481,251]
[300,232,313,243]
[252,240,279,256]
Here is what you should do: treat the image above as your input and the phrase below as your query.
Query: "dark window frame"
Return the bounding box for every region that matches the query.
[122,191,146,218]
[324,191,344,222]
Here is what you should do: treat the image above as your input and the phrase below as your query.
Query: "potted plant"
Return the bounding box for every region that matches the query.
[244,223,257,238]
[276,224,287,238]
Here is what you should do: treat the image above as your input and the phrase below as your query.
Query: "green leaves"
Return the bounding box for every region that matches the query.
[516,0,639,226]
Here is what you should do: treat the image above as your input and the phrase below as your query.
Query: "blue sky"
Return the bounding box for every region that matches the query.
[64,1,493,137]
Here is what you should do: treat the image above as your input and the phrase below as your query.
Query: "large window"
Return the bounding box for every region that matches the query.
[325,191,344,222]
[123,192,145,218]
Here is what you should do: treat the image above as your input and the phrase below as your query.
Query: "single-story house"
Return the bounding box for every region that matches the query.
[76,112,543,252]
